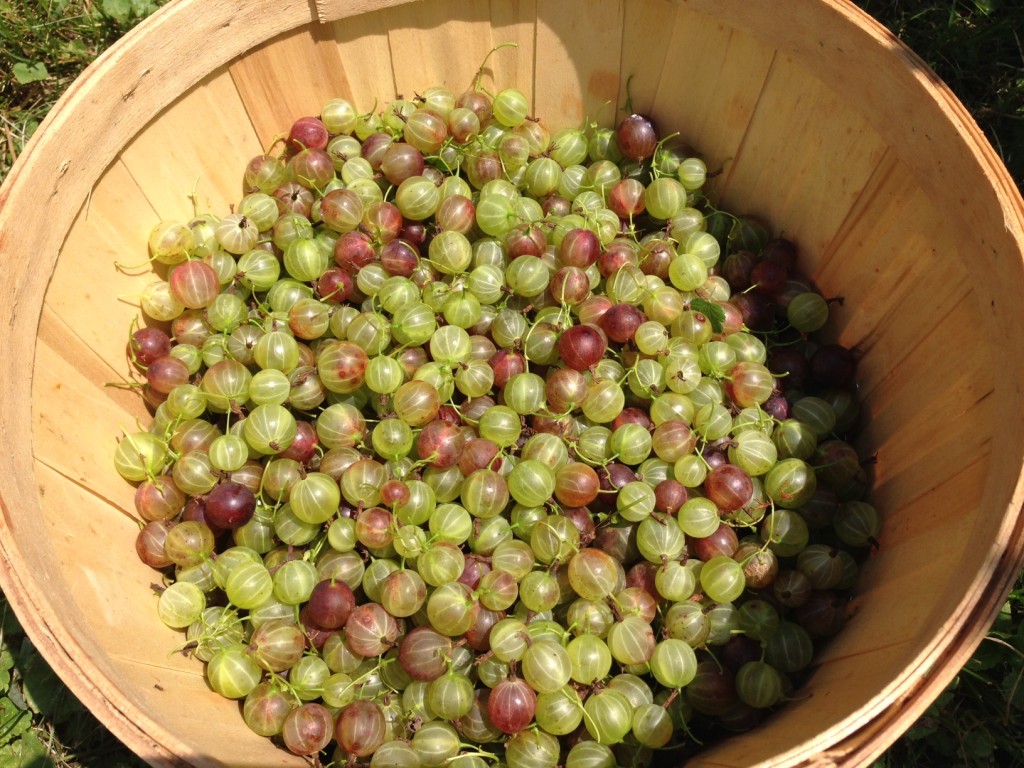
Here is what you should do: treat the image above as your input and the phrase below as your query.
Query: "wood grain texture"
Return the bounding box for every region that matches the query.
[229,25,350,150]
[121,67,264,219]
[325,6,397,108]
[387,0,494,96]
[613,0,776,173]
[533,0,624,129]
[715,53,889,259]
[33,314,146,511]
[488,0,537,102]
[45,159,162,374]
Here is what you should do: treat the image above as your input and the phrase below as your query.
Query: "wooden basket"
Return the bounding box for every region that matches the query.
[2,0,1023,765]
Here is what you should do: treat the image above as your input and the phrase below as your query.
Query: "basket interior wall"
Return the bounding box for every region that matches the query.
[21,1,1024,766]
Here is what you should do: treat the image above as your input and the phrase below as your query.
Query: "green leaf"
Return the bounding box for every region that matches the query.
[16,731,47,765]
[963,727,995,760]
[928,728,958,757]
[966,641,1007,672]
[905,719,938,741]
[11,63,48,85]
[101,0,132,22]
[1014,616,1024,648]
[690,297,726,334]
[129,0,160,17]
[20,732,51,766]
[0,730,53,768]
[5,684,26,714]
[16,642,74,724]
[0,699,31,747]
[0,647,11,690]
[1003,666,1024,711]
[63,39,88,57]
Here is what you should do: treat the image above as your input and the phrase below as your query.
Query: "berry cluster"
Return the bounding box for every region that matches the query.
[115,65,879,765]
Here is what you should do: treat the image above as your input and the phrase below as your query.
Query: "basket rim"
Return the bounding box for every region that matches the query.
[1,1,1023,766]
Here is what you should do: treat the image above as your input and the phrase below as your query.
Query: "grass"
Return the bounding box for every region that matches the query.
[1,0,1023,766]
[858,0,1024,183]
[0,0,167,180]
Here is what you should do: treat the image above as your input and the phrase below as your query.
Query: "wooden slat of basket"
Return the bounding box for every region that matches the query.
[121,67,264,220]
[380,0,538,102]
[868,299,994,430]
[641,8,775,192]
[717,56,889,260]
[44,160,160,376]
[815,552,971,667]
[533,0,623,129]
[229,25,349,151]
[861,301,994,480]
[108,658,298,768]
[37,303,150,424]
[615,0,680,118]
[325,6,397,111]
[815,152,943,350]
[9,461,194,768]
[321,0,538,138]
[33,318,147,510]
[386,0,495,97]
[875,450,988,549]
[32,465,167,644]
[314,0,419,24]
[858,521,979,625]
[612,0,776,151]
[856,497,976,605]
[851,279,983,413]
[867,394,993,519]
[488,0,537,103]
